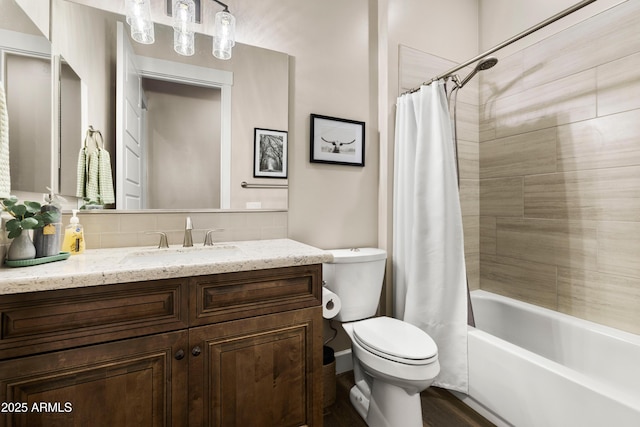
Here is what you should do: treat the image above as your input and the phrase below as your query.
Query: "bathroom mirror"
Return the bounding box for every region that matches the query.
[20,0,290,211]
[0,0,52,197]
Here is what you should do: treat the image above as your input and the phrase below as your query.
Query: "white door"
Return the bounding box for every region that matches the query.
[116,21,144,209]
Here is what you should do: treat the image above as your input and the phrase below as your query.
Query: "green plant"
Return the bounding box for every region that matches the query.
[1,196,60,239]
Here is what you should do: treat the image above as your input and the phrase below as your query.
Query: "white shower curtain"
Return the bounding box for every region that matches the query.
[393,81,468,393]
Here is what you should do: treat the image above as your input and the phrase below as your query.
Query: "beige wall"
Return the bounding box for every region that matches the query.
[142,79,222,209]
[479,0,640,335]
[234,0,380,250]
[479,0,626,54]
[52,0,114,157]
[14,0,49,38]
[5,54,51,194]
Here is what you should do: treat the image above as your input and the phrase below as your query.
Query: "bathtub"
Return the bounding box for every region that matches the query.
[456,290,640,427]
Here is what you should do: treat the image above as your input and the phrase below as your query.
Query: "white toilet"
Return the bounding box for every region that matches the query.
[323,248,439,427]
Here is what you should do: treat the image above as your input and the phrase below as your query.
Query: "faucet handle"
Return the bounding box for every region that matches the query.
[185,216,193,230]
[203,229,224,246]
[146,231,169,248]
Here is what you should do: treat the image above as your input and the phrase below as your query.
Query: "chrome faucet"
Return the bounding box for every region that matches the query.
[183,217,193,247]
[203,228,224,246]
[146,231,169,248]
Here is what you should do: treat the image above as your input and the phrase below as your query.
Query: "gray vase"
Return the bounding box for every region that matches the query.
[33,223,62,258]
[7,232,37,261]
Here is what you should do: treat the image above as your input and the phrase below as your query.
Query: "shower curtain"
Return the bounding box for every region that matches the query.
[393,81,468,393]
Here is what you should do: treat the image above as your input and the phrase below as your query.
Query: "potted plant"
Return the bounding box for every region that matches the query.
[1,196,60,260]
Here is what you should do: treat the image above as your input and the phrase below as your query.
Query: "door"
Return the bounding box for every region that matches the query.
[0,331,189,427]
[116,21,144,209]
[188,308,323,427]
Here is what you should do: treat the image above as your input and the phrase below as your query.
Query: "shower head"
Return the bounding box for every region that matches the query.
[476,56,498,71]
[457,56,498,89]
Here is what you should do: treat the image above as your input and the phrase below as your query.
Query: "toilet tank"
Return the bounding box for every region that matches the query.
[322,248,387,322]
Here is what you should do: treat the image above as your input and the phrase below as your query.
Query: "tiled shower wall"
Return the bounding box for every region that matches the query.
[479,0,640,335]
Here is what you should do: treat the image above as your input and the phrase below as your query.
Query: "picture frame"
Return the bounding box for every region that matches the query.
[253,128,288,179]
[310,114,365,167]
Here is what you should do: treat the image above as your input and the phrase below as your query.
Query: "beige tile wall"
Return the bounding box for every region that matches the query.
[66,210,289,249]
[1,210,287,266]
[479,0,640,335]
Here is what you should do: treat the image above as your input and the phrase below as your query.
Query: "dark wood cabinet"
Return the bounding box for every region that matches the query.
[189,308,321,426]
[0,331,189,426]
[0,264,323,427]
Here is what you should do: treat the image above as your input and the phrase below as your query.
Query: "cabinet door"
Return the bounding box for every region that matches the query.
[0,331,189,427]
[189,307,322,427]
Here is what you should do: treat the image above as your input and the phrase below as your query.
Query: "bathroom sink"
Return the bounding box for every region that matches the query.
[122,245,242,265]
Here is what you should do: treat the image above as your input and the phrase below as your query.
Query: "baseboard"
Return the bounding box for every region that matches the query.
[334,348,353,374]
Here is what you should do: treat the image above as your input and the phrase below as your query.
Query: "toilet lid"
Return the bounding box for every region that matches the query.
[353,317,438,365]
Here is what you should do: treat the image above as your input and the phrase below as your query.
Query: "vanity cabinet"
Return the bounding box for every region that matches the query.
[0,264,323,427]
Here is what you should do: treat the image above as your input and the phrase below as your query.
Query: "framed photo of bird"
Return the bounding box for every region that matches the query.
[253,128,288,178]
[310,114,365,166]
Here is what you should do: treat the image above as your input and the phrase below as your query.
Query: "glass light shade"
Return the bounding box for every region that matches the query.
[126,0,154,44]
[172,0,195,33]
[173,0,196,56]
[212,10,235,60]
[174,30,195,56]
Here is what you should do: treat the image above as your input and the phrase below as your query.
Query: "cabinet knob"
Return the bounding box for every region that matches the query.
[191,346,202,357]
[174,349,185,360]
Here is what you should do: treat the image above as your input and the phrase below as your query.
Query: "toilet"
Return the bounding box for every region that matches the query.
[323,248,439,427]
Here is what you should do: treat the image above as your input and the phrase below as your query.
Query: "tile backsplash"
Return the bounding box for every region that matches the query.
[66,210,288,249]
[1,210,287,266]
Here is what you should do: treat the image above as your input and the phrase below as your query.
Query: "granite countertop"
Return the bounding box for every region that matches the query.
[0,239,333,295]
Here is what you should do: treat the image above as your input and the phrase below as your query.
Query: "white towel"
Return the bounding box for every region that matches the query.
[0,83,10,198]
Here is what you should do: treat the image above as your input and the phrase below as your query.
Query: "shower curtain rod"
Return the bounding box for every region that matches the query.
[404,0,598,94]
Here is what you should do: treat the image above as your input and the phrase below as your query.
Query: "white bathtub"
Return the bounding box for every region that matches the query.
[457,290,640,427]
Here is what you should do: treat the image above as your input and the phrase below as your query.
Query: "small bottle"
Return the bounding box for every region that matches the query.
[61,210,85,254]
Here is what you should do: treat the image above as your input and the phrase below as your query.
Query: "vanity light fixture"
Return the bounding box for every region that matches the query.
[125,0,155,44]
[211,0,235,60]
[127,0,236,60]
[173,0,196,56]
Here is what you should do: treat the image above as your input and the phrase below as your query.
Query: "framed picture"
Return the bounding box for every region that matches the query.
[310,114,365,167]
[253,128,288,178]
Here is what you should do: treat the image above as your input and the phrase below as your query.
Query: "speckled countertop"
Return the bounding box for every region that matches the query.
[0,239,333,295]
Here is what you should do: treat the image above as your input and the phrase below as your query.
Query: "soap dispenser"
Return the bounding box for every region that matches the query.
[61,209,85,254]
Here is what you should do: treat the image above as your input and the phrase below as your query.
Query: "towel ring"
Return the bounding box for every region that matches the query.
[83,125,104,150]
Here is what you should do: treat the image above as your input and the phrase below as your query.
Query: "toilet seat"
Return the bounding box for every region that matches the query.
[352,317,437,366]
